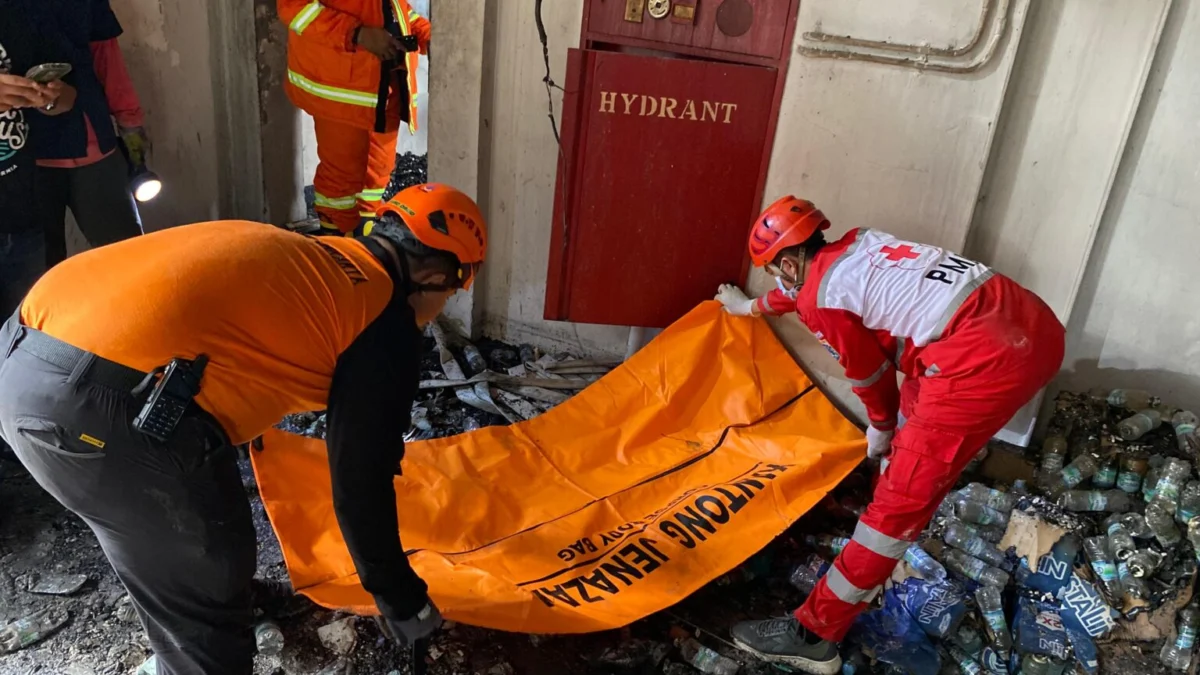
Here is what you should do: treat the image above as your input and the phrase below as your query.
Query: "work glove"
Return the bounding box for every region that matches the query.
[866,425,894,460]
[383,601,442,646]
[120,126,151,167]
[715,284,757,317]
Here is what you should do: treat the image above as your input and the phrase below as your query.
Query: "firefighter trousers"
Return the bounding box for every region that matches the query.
[0,318,256,675]
[796,279,1066,642]
[312,116,398,235]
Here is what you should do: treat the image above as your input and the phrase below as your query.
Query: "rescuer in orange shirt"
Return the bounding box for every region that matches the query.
[0,183,485,674]
[278,0,430,235]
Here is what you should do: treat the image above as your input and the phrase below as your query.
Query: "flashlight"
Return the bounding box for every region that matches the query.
[117,127,161,203]
[130,166,162,203]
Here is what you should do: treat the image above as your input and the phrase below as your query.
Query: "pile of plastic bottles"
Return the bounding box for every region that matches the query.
[784,387,1200,674]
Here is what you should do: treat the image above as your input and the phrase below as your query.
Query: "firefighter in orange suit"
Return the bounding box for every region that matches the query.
[278,0,430,235]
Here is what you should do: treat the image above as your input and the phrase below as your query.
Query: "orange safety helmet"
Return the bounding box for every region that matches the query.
[376,183,488,289]
[747,196,830,268]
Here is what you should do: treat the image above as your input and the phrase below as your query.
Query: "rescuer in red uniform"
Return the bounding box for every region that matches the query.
[716,196,1065,675]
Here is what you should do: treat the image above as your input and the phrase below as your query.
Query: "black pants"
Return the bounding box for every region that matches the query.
[0,318,255,675]
[34,150,144,268]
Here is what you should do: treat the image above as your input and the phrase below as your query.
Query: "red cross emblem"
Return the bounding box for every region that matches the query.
[880,244,920,261]
[869,241,932,270]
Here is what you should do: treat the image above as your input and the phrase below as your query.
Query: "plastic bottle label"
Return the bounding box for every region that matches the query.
[1117,562,1132,581]
[1117,472,1142,493]
[1061,466,1084,488]
[1089,560,1118,583]
[983,608,1007,635]
[965,538,986,557]
[1160,483,1183,503]
[1180,509,1196,522]
[1086,493,1108,510]
[1176,625,1197,650]
[1178,424,1197,436]
[1095,467,1118,486]
[1042,455,1065,473]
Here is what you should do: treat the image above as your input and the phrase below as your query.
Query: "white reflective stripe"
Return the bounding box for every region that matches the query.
[853,521,911,560]
[289,1,323,34]
[314,192,358,210]
[817,228,868,309]
[848,359,891,388]
[287,71,376,107]
[925,363,942,377]
[894,336,907,368]
[929,268,994,341]
[824,565,879,605]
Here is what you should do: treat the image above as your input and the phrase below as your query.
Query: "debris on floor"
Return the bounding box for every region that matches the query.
[782,387,1200,675]
[279,320,617,442]
[5,341,1198,675]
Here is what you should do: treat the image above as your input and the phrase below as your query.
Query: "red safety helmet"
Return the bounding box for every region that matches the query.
[747,196,830,268]
[377,183,487,289]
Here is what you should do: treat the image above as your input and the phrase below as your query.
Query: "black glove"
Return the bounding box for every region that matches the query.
[380,601,442,646]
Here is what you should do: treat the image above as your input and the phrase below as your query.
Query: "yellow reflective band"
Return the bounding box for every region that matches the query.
[361,221,376,236]
[287,71,376,108]
[408,10,420,21]
[392,0,411,33]
[289,1,324,34]
[314,192,358,210]
[357,189,385,201]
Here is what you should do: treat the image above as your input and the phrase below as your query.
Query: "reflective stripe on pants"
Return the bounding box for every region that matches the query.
[312,116,398,234]
[796,277,1065,641]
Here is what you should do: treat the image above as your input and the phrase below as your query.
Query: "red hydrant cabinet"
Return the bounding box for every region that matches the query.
[544,0,801,328]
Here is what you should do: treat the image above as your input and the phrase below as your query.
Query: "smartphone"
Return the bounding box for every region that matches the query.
[25,63,72,84]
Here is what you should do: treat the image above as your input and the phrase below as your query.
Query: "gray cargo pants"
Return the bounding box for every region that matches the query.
[0,316,255,675]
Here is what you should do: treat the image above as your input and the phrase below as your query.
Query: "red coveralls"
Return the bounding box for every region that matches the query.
[758,228,1065,641]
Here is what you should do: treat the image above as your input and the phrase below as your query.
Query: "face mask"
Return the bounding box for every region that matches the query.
[775,276,799,300]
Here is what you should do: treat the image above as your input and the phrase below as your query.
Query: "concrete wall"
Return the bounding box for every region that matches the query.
[429,0,1200,425]
[1056,0,1200,409]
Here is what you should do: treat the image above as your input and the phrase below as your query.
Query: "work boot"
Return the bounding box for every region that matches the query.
[730,616,841,675]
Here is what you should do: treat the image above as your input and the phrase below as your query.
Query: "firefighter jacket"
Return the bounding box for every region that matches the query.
[278,0,430,134]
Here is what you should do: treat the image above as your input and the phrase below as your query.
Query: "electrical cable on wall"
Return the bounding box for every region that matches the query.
[534,0,562,144]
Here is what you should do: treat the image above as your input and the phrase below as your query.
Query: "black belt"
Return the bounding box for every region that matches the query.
[11,326,148,393]
[8,325,232,448]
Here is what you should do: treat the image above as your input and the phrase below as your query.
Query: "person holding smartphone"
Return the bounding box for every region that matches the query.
[1,0,76,318]
[29,0,147,268]
[0,0,76,469]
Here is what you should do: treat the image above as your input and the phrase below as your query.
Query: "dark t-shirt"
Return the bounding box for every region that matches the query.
[0,0,53,234]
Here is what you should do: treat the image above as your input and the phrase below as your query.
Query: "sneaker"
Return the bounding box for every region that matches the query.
[730,616,841,675]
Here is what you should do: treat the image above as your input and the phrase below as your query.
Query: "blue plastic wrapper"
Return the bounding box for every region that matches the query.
[1062,614,1100,674]
[900,577,969,639]
[1019,535,1081,597]
[850,584,941,675]
[1013,598,1071,661]
[1057,573,1115,639]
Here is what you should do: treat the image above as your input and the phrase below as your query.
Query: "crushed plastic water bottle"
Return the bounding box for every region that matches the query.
[903,543,947,583]
[677,637,740,675]
[789,555,829,595]
[948,518,1006,544]
[0,608,70,654]
[954,496,1010,528]
[255,620,285,656]
[1094,459,1118,489]
[1178,482,1200,523]
[1040,434,1069,474]
[1059,489,1132,513]
[1126,549,1165,578]
[1160,602,1199,670]
[1119,409,1164,440]
[1188,518,1200,563]
[1117,454,1149,494]
[1154,458,1192,506]
[946,644,983,675]
[1108,388,1154,410]
[1173,410,1199,454]
[806,535,850,556]
[1054,453,1101,493]
[944,522,1007,569]
[943,549,1009,588]
[958,483,1017,513]
[1082,536,1121,601]
[1147,500,1182,546]
[975,586,1013,654]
